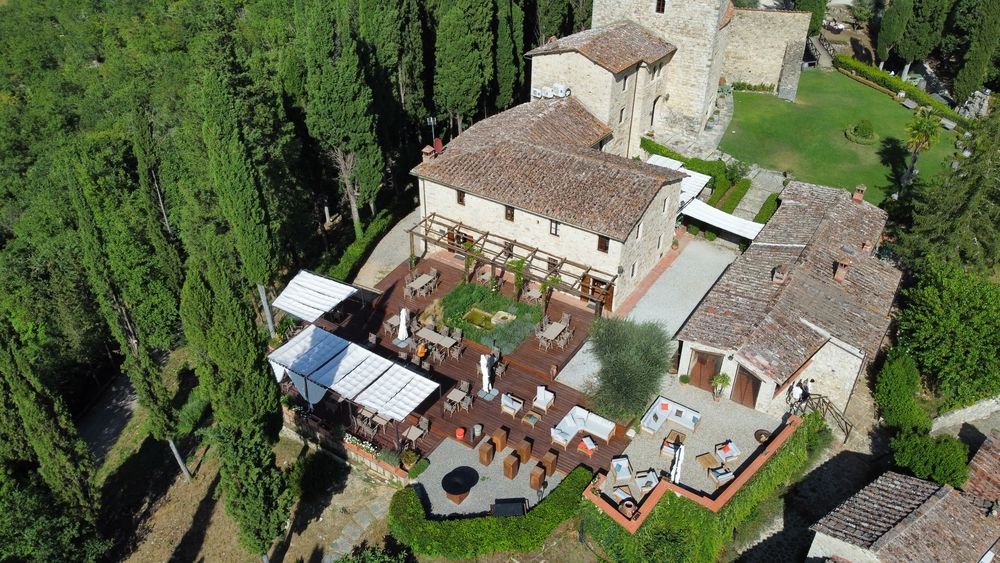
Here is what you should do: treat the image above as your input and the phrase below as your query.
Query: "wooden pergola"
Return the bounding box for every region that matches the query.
[407,213,618,315]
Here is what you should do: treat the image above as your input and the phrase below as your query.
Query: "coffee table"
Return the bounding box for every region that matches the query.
[666,429,686,445]
[521,410,542,428]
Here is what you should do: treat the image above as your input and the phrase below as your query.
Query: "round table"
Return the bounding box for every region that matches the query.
[442,466,478,505]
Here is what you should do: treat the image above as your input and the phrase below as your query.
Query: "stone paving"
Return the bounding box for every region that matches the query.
[352,208,421,288]
[416,438,565,516]
[734,168,785,221]
[322,478,394,563]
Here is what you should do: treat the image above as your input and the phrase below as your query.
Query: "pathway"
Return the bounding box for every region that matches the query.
[352,208,421,288]
[323,488,393,563]
[734,168,785,221]
[78,377,138,465]
[808,36,834,69]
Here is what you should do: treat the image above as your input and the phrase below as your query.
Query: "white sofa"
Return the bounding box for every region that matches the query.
[640,396,701,433]
[551,406,616,448]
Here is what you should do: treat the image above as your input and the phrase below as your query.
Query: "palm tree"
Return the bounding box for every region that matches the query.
[903,107,942,186]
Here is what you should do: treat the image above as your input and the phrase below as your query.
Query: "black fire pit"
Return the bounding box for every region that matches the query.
[442,466,479,505]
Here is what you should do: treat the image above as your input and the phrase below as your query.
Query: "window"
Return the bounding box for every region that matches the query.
[622,75,628,91]
[655,0,665,14]
[619,107,625,123]
[505,205,514,221]
[636,222,643,240]
[630,262,637,278]
[663,197,668,213]
[597,235,609,253]
[549,220,560,236]
[657,234,663,250]
[456,190,466,205]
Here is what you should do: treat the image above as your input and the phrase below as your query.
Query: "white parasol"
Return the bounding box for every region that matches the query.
[480,354,492,393]
[397,308,409,342]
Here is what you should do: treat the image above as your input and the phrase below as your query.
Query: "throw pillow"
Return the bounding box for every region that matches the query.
[660,401,670,411]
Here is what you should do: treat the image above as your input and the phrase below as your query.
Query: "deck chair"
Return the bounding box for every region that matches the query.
[533,385,554,412]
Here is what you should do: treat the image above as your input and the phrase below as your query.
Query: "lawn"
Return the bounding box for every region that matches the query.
[720,69,959,204]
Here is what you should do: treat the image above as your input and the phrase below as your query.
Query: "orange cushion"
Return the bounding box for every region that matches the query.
[721,444,731,454]
[660,402,670,411]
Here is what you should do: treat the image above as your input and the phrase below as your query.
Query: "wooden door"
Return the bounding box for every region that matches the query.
[731,366,761,409]
[689,351,721,393]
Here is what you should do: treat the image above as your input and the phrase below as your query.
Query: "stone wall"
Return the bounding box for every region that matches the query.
[530,51,614,136]
[615,178,681,307]
[931,397,1000,433]
[722,9,810,101]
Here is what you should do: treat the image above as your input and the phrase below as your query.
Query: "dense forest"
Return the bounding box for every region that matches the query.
[0,0,592,559]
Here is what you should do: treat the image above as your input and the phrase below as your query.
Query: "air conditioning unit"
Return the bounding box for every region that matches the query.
[552,83,568,97]
[541,87,554,98]
[530,87,543,99]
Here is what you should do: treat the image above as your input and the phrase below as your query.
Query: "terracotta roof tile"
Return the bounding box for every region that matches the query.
[412,97,684,240]
[677,182,901,384]
[525,21,677,74]
[965,432,1000,503]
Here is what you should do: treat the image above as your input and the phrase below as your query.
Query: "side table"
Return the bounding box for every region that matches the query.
[479,440,495,466]
[492,427,509,451]
[541,450,558,476]
[503,452,520,479]
[529,463,545,491]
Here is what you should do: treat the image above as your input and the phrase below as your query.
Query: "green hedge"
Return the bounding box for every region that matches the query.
[407,458,429,479]
[874,350,931,432]
[440,282,542,354]
[328,209,397,282]
[719,178,752,214]
[640,137,731,203]
[891,431,969,488]
[753,193,780,223]
[582,413,830,562]
[832,55,970,129]
[732,82,776,93]
[388,467,592,558]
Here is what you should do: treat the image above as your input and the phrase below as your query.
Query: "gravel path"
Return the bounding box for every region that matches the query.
[352,208,421,288]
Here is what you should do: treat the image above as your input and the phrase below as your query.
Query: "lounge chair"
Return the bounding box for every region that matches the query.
[501,393,523,418]
[709,466,735,485]
[716,440,741,465]
[611,456,633,484]
[533,385,554,412]
[636,470,658,495]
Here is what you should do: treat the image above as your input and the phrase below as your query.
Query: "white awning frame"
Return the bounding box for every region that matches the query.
[272,270,358,322]
[680,199,765,240]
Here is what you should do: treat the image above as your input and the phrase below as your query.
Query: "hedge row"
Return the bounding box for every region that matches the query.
[732,82,775,93]
[582,413,830,562]
[832,55,971,129]
[328,209,397,281]
[388,467,592,558]
[719,178,752,214]
[753,192,780,223]
[640,137,731,202]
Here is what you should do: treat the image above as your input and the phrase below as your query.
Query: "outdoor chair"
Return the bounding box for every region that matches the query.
[556,332,571,350]
[611,456,633,485]
[709,466,735,485]
[382,320,394,336]
[460,395,473,412]
[501,393,523,418]
[443,401,457,417]
[636,470,658,496]
[421,360,432,372]
[431,348,445,363]
[458,380,471,394]
[495,361,507,378]
[560,312,571,325]
[404,286,416,299]
[611,485,634,503]
[429,267,439,280]
[538,337,551,352]
[716,440,742,465]
[533,385,555,412]
[543,315,551,326]
[453,328,462,341]
[397,351,408,361]
[450,343,465,360]
[367,332,377,348]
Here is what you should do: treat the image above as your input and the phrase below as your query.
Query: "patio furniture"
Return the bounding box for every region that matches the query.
[577,436,597,457]
[358,407,376,420]
[611,485,634,503]
[640,396,701,433]
[716,440,741,465]
[367,332,377,347]
[754,429,772,444]
[495,361,508,378]
[524,287,542,303]
[556,331,571,350]
[453,328,462,341]
[431,348,445,363]
[492,427,509,451]
[636,470,658,496]
[404,286,416,299]
[538,337,551,352]
[661,439,679,459]
[446,388,466,405]
[397,351,408,361]
[503,452,520,479]
[490,498,528,517]
[551,406,616,449]
[541,321,566,341]
[403,423,425,448]
[501,393,523,418]
[709,466,735,485]
[611,456,633,484]
[541,450,558,476]
[421,360,432,372]
[530,464,546,491]
[666,429,687,445]
[560,312,571,325]
[429,267,439,280]
[521,410,542,428]
[450,343,466,360]
[458,380,471,394]
[443,401,457,417]
[696,452,718,472]
[442,466,477,505]
[514,439,532,462]
[407,273,434,293]
[382,319,395,336]
[477,269,491,283]
[460,395,473,412]
[479,440,495,466]
[533,385,555,413]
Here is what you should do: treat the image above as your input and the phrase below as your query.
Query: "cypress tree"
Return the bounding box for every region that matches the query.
[877,0,914,69]
[795,0,827,36]
[434,0,495,133]
[399,0,428,120]
[952,0,1000,102]
[495,0,526,111]
[897,0,953,80]
[302,0,385,240]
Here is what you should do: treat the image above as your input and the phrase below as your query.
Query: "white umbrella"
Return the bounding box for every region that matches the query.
[398,308,409,342]
[670,444,685,483]
[480,354,492,393]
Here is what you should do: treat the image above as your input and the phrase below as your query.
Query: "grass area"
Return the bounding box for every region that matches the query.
[720,69,959,204]
[95,405,150,486]
[441,282,542,354]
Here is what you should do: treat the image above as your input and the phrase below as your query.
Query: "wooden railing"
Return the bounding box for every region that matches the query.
[792,394,853,443]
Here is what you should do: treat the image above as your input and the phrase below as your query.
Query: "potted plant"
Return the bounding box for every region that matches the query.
[671,238,679,250]
[679,374,690,385]
[400,449,420,471]
[711,372,731,401]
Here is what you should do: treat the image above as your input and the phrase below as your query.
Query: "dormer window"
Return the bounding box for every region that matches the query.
[655,0,665,14]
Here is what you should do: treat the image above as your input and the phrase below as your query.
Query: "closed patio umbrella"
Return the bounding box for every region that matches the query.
[480,354,492,393]
[398,308,409,342]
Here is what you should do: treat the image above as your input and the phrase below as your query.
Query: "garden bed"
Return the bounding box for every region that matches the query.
[441,282,542,354]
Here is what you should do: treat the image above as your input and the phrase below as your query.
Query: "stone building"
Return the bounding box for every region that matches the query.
[412,97,685,313]
[584,0,810,134]
[675,183,901,414]
[808,434,1000,561]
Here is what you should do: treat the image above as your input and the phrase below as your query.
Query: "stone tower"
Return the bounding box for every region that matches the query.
[593,0,733,134]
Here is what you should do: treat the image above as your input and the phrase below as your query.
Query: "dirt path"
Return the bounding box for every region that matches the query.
[78,376,138,465]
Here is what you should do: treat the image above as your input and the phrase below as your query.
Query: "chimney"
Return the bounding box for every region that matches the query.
[834,255,853,283]
[772,263,790,285]
[853,184,866,203]
[861,239,874,253]
[420,145,435,163]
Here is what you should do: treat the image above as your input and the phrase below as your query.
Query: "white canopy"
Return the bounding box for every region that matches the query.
[268,324,437,419]
[680,199,765,240]
[273,270,357,322]
[646,154,712,205]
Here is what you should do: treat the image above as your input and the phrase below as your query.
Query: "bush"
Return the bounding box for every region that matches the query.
[388,467,591,558]
[753,193,780,223]
[874,350,931,431]
[845,120,880,145]
[725,160,752,184]
[640,137,731,201]
[891,431,969,487]
[329,210,397,281]
[687,224,701,236]
[719,178,752,213]
[441,283,542,354]
[177,387,211,437]
[731,82,775,93]
[679,374,690,384]
[704,230,717,241]
[832,55,970,129]
[376,449,401,467]
[407,458,429,479]
[590,317,672,421]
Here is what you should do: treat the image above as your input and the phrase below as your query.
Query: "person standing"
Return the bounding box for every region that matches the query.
[803,379,815,401]
[790,381,803,403]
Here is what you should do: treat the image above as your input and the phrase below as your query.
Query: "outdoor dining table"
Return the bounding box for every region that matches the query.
[445,388,467,405]
[416,327,457,349]
[541,321,566,341]
[386,314,400,329]
[523,288,542,302]
[372,413,390,430]
[406,273,434,292]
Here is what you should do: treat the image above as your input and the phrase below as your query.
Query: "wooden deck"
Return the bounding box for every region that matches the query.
[308,252,629,475]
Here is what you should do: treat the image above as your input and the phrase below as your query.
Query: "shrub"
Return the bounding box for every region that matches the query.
[177,387,211,437]
[845,120,880,145]
[407,458,429,479]
[376,449,401,467]
[832,55,970,129]
[731,82,775,93]
[329,210,397,281]
[640,137,731,201]
[725,160,752,184]
[753,193,780,223]
[687,224,701,236]
[891,431,969,487]
[590,317,672,421]
[679,374,690,384]
[719,178,752,213]
[441,283,542,354]
[704,230,717,241]
[388,467,591,558]
[874,350,931,432]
